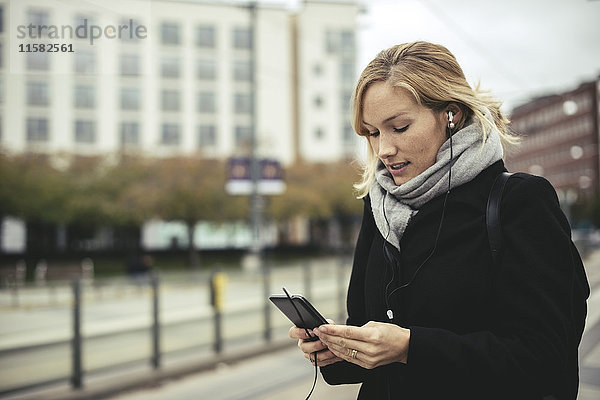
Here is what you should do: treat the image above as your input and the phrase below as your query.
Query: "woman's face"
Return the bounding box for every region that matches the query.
[362,81,449,186]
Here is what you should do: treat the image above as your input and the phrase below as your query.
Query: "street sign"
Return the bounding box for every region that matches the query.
[225,157,286,195]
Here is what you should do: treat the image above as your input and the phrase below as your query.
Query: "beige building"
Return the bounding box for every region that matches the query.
[0,0,363,252]
[0,0,362,165]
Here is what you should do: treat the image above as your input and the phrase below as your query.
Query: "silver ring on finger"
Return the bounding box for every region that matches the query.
[351,349,358,359]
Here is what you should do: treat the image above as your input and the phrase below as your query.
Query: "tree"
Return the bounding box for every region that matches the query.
[127,157,247,268]
[269,160,363,247]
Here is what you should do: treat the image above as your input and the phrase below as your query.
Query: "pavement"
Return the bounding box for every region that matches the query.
[1,251,600,400]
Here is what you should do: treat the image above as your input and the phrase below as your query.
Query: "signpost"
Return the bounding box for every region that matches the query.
[225,157,286,195]
[226,157,285,271]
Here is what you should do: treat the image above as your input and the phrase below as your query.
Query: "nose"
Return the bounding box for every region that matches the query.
[376,132,397,160]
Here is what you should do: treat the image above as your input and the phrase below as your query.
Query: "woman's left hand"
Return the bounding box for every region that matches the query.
[313,321,410,369]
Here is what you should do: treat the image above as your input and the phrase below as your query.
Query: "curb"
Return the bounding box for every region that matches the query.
[14,339,295,400]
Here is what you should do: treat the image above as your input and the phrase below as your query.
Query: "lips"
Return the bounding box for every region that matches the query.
[388,161,410,170]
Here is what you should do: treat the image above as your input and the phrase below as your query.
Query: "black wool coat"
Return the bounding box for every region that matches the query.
[321,160,589,399]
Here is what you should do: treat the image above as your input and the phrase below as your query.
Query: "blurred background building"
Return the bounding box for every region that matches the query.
[505,76,600,224]
[0,0,361,163]
[0,0,363,254]
[1,0,598,256]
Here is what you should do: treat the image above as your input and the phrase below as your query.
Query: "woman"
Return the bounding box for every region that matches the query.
[289,41,589,399]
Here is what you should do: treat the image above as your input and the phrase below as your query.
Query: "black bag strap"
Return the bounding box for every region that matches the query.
[486,172,513,266]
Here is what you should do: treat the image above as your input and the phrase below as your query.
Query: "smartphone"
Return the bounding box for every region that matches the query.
[269,293,328,341]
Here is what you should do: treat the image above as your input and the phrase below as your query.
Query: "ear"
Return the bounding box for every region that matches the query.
[445,103,462,127]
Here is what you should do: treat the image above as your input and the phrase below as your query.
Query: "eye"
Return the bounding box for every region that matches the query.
[368,130,380,137]
[393,125,409,133]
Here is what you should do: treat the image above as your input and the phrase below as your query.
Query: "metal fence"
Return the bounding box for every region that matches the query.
[0,255,352,397]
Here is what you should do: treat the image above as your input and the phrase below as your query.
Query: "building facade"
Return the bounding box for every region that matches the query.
[505,77,600,203]
[0,0,363,253]
[0,0,362,165]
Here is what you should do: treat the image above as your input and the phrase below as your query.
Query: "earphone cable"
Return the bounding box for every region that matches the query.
[282,287,318,400]
[385,123,454,302]
[381,192,397,314]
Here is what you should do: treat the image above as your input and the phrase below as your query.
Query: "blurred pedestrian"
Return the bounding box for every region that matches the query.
[126,253,153,284]
[289,41,590,399]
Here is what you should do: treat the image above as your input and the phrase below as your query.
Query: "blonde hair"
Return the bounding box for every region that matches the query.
[353,41,518,198]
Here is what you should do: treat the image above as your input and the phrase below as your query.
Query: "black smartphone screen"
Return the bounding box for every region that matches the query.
[269,294,328,333]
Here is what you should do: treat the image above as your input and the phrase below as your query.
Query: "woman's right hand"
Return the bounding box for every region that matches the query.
[289,320,343,367]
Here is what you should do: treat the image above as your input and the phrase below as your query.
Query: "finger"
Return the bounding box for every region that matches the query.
[314,349,338,364]
[304,349,342,366]
[325,341,369,368]
[323,339,362,360]
[298,338,328,354]
[315,354,344,367]
[289,326,313,340]
[305,353,342,367]
[317,331,367,355]
[315,357,341,367]
[315,324,373,342]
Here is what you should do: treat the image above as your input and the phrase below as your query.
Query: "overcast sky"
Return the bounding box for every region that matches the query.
[355,0,600,112]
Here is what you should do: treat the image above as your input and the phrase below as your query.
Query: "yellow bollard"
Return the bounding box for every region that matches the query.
[211,272,227,312]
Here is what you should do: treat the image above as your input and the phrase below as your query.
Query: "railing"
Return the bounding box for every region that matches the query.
[0,256,352,396]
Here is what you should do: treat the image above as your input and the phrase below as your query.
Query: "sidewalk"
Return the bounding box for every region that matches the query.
[106,247,600,400]
[2,251,600,400]
[577,248,600,399]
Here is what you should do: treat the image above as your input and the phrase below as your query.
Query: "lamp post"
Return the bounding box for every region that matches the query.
[245,1,262,271]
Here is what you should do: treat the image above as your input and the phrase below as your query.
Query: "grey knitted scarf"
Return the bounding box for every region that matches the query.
[369,109,504,250]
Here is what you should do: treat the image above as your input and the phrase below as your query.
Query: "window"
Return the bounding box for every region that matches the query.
[340,30,355,53]
[325,29,355,56]
[161,123,180,145]
[74,51,96,74]
[315,127,325,140]
[74,85,95,108]
[340,61,355,84]
[232,27,252,49]
[161,22,180,45]
[120,87,140,110]
[120,122,139,145]
[74,120,95,143]
[120,54,140,76]
[120,19,144,42]
[26,118,49,142]
[233,60,251,81]
[26,52,49,71]
[198,125,216,147]
[340,91,352,112]
[313,95,324,109]
[234,93,252,114]
[26,82,49,106]
[74,14,93,30]
[342,122,354,143]
[325,30,337,54]
[197,59,216,80]
[197,92,216,113]
[313,63,323,77]
[196,25,215,48]
[161,90,180,111]
[161,56,180,78]
[235,125,252,147]
[27,10,49,34]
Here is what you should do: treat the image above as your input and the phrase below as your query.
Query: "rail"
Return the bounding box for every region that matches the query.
[0,256,351,397]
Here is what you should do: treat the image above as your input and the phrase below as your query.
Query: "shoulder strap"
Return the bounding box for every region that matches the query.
[486,172,513,266]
